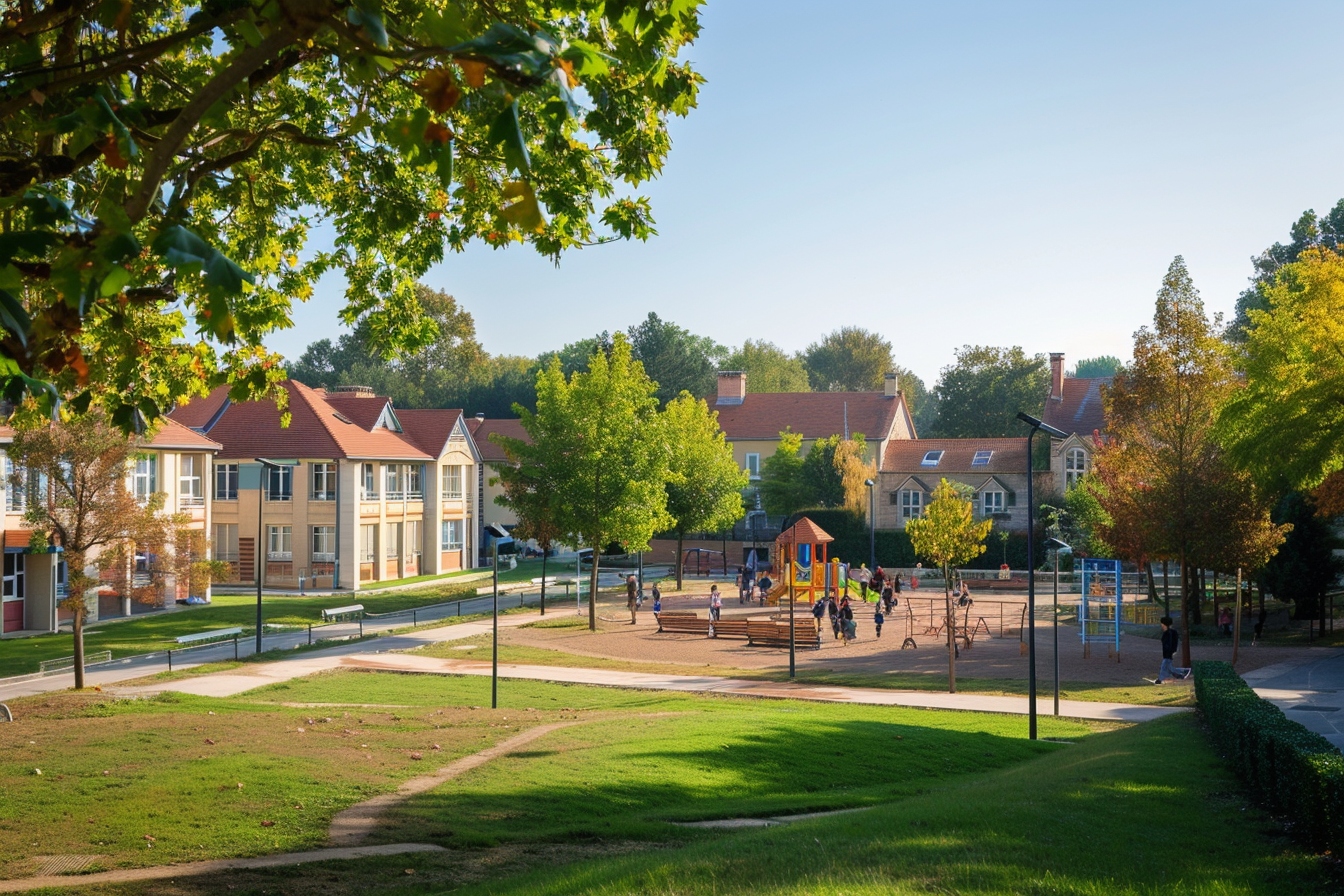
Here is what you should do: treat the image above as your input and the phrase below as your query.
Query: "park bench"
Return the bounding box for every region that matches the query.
[709,619,750,640]
[321,604,365,622]
[174,627,242,646]
[655,612,710,635]
[747,621,821,650]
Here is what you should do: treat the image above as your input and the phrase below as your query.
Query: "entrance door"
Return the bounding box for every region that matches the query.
[2,552,25,633]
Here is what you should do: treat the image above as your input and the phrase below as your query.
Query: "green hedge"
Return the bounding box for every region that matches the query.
[793,509,1034,571]
[1195,660,1344,854]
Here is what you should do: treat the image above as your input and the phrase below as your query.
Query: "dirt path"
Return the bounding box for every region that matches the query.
[0,844,445,894]
[327,720,585,846]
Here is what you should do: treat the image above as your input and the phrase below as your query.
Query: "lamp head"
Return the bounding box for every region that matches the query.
[1016,412,1069,440]
[484,523,511,539]
[1045,536,1072,552]
[864,478,874,487]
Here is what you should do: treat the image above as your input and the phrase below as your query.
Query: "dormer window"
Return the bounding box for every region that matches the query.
[972,450,993,466]
[921,450,943,467]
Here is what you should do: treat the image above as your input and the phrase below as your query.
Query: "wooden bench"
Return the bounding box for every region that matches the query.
[321,604,365,622]
[710,619,750,640]
[655,613,751,639]
[175,627,242,646]
[747,621,821,650]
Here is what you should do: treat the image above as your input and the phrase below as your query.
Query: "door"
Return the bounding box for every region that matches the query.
[2,552,24,633]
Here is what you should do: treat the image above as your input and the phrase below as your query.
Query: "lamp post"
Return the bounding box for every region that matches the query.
[1045,536,1071,717]
[485,523,511,709]
[252,458,296,656]
[864,478,876,573]
[1015,413,1069,740]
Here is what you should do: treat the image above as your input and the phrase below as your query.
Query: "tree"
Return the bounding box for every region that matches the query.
[1040,475,1114,560]
[492,445,564,615]
[758,431,810,517]
[1219,248,1344,496]
[890,366,931,433]
[1070,356,1123,378]
[1099,257,1285,659]
[447,355,540,418]
[661,393,748,589]
[803,328,894,392]
[1260,492,1344,620]
[721,340,810,393]
[494,333,670,630]
[798,434,874,513]
[905,479,992,693]
[1228,200,1344,341]
[928,346,1049,438]
[627,314,725,405]
[8,414,173,688]
[0,2,703,428]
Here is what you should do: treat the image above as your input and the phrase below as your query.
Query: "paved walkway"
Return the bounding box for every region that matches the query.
[1245,649,1344,750]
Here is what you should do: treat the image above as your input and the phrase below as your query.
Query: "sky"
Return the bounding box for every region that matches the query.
[276,1,1344,390]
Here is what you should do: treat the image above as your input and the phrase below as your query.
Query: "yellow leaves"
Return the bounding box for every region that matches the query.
[459,59,488,89]
[413,68,461,113]
[500,180,544,232]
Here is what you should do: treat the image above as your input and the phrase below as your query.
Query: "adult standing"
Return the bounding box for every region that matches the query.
[1154,616,1191,684]
[870,567,886,601]
[626,574,639,625]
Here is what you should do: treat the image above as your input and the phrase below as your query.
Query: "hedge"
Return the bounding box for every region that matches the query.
[1194,660,1344,854]
[792,508,1036,571]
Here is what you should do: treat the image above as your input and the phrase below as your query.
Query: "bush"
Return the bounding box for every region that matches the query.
[1195,660,1344,854]
[792,509,1038,572]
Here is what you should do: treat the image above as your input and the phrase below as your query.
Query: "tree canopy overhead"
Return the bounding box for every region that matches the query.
[0,0,703,429]
[1228,199,1344,342]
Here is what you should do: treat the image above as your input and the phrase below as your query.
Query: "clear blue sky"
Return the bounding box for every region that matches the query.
[277,1,1344,389]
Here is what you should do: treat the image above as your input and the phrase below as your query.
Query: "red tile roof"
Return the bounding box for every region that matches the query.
[396,409,464,457]
[1042,377,1110,438]
[170,386,230,430]
[776,516,835,545]
[713,392,907,441]
[142,417,222,451]
[883,438,1028,475]
[467,418,529,463]
[321,391,393,430]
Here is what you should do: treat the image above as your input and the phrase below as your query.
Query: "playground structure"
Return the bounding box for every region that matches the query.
[1079,558,1124,660]
[903,595,1028,651]
[767,517,833,607]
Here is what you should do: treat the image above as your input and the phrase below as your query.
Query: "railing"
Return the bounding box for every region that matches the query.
[178,494,205,509]
[39,650,112,674]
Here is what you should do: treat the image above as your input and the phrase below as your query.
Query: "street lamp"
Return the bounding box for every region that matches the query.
[864,478,876,573]
[1045,536,1072,717]
[253,458,297,656]
[1015,413,1068,741]
[485,522,512,709]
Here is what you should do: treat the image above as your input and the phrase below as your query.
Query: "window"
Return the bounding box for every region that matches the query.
[385,522,401,558]
[1066,447,1088,489]
[311,463,337,501]
[920,450,944,467]
[5,456,24,512]
[267,525,292,560]
[360,524,377,562]
[215,463,238,500]
[3,552,25,599]
[406,465,423,499]
[442,464,463,499]
[406,520,422,558]
[982,490,1006,516]
[745,453,761,479]
[214,523,239,562]
[972,450,993,466]
[179,455,203,507]
[385,464,402,499]
[442,519,463,550]
[311,526,335,562]
[132,455,157,500]
[266,465,292,501]
[900,490,922,520]
[361,463,377,500]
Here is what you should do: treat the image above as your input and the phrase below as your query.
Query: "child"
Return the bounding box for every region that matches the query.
[709,585,722,621]
[652,583,662,616]
[874,605,885,639]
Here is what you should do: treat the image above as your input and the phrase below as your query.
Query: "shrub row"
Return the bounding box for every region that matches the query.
[791,508,1037,571]
[1195,660,1344,853]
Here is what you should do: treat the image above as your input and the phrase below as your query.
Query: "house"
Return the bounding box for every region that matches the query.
[0,417,222,634]
[172,381,478,591]
[465,415,528,558]
[1041,353,1111,495]
[711,370,917,493]
[877,438,1031,532]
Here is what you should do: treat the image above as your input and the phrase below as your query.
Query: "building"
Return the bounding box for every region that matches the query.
[1041,352,1111,495]
[173,381,477,591]
[877,438,1031,532]
[465,415,528,559]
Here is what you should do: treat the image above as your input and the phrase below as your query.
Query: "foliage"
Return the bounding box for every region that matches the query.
[627,313,725,405]
[905,478,993,692]
[1041,475,1113,559]
[1099,257,1285,651]
[928,345,1049,438]
[660,393,748,588]
[1260,492,1344,620]
[1219,248,1344,495]
[8,413,176,686]
[1228,199,1344,341]
[799,434,846,508]
[0,0,703,427]
[802,327,894,392]
[758,430,810,517]
[1069,355,1122,378]
[494,333,670,629]
[720,339,810,393]
[891,365,932,433]
[1195,661,1344,857]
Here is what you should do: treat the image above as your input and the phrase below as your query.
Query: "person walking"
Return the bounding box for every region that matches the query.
[651,582,662,616]
[757,573,773,604]
[881,585,894,615]
[738,566,750,603]
[840,597,856,644]
[827,593,840,639]
[811,596,826,635]
[709,585,722,622]
[1153,616,1191,684]
[856,563,870,600]
[874,605,885,639]
[626,574,639,624]
[870,567,886,601]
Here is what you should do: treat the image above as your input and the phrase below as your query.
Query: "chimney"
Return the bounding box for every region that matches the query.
[716,370,746,406]
[1049,353,1065,401]
[884,372,899,398]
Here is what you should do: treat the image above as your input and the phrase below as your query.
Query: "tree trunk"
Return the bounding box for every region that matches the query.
[588,545,599,631]
[1212,570,1219,634]
[72,600,86,690]
[540,548,548,616]
[1145,561,1159,603]
[944,562,956,693]
[1179,552,1192,667]
[1192,568,1204,625]
[675,533,684,591]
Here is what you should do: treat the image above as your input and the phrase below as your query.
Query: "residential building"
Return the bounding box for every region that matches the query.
[1040,352,1111,495]
[465,415,527,559]
[172,381,477,591]
[877,438,1031,532]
